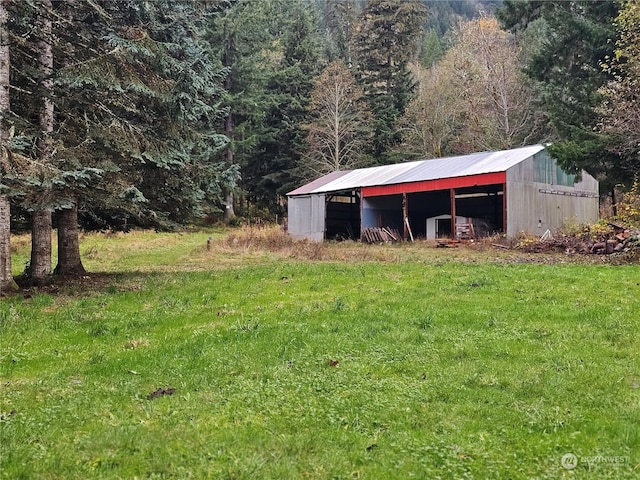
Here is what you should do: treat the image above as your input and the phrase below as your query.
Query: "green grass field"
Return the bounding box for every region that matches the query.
[1,228,639,479]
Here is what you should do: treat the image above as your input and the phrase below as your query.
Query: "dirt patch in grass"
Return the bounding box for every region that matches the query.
[146,387,176,400]
[6,272,144,299]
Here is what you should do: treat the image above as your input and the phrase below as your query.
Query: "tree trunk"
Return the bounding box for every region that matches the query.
[0,0,14,293]
[223,111,235,223]
[28,209,52,284]
[224,190,235,223]
[28,0,54,283]
[54,205,86,276]
[0,195,13,293]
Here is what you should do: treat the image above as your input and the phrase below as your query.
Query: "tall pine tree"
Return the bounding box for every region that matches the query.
[0,0,13,292]
[598,0,640,183]
[4,0,233,279]
[207,0,275,222]
[323,0,360,64]
[28,0,54,284]
[50,0,233,233]
[499,0,621,193]
[245,0,323,216]
[353,0,428,164]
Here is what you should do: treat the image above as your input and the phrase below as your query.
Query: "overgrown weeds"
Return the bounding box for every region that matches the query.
[219,224,405,262]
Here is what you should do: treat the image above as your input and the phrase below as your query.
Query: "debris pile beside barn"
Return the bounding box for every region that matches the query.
[516,222,640,257]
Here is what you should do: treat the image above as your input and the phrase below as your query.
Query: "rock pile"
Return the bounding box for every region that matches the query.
[520,223,640,258]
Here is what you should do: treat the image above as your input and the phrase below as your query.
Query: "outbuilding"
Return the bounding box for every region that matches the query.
[287,145,599,242]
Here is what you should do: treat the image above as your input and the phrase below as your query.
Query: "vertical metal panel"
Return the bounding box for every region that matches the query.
[506,182,599,236]
[506,155,599,236]
[287,194,326,241]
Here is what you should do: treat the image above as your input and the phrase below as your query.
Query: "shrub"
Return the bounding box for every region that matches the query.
[615,179,640,227]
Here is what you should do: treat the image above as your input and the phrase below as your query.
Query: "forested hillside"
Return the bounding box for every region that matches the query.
[1,0,638,288]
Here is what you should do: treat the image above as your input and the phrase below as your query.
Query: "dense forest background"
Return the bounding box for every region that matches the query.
[1,0,639,285]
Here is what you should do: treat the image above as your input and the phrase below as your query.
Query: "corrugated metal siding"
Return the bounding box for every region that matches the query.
[287,194,326,241]
[573,171,599,193]
[505,153,599,236]
[506,182,599,236]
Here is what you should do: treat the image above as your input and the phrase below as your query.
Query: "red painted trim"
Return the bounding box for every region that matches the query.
[361,172,507,197]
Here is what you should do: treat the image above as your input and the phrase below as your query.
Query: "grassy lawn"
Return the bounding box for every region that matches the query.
[1,228,639,479]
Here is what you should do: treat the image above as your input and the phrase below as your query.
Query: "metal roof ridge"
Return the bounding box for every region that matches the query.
[287,145,546,196]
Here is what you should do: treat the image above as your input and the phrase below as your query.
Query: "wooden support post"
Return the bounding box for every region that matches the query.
[359,190,364,241]
[450,188,456,239]
[402,192,408,240]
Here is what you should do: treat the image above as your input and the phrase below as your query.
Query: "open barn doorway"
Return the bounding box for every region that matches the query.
[325,191,360,241]
[408,185,504,239]
[361,184,505,240]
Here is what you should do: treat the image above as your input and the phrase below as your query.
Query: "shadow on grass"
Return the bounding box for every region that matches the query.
[10,271,151,298]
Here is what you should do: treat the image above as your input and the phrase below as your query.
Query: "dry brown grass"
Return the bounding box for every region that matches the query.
[215,225,540,264]
[9,233,32,254]
[220,224,328,260]
[225,224,304,250]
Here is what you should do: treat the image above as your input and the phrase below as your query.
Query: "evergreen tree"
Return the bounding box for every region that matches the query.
[322,0,360,64]
[420,28,444,67]
[0,0,12,292]
[423,0,502,38]
[207,0,275,222]
[499,0,621,192]
[353,0,428,163]
[50,0,233,233]
[29,0,54,284]
[3,0,233,278]
[597,0,640,183]
[1,0,58,284]
[245,0,323,216]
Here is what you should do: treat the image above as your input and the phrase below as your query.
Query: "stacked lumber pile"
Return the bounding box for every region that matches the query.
[437,239,462,248]
[361,227,402,244]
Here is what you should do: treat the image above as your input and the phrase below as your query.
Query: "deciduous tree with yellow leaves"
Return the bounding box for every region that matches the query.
[598,0,640,182]
[402,17,541,159]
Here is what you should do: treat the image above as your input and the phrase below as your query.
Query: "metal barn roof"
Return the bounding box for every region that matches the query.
[288,145,546,196]
[287,170,351,196]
